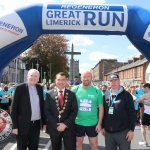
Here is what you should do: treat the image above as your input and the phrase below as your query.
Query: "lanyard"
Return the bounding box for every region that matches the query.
[109,87,120,106]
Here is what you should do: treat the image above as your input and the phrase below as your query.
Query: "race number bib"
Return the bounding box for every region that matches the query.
[79,99,92,112]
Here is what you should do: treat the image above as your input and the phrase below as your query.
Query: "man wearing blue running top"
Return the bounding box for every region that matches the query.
[135,82,145,122]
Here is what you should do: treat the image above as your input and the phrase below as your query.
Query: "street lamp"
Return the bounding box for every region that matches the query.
[49,63,51,84]
[102,61,107,82]
[44,72,46,79]
[15,57,18,83]
[35,55,39,70]
[41,67,42,83]
[36,60,39,70]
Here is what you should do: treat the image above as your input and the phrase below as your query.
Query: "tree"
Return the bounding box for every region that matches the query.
[23,34,69,82]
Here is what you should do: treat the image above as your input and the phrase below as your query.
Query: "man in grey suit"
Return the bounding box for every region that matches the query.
[10,69,46,150]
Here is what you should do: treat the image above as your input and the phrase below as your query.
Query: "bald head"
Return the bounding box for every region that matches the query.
[81,71,92,78]
[81,71,92,87]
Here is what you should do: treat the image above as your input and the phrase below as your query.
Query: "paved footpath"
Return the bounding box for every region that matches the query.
[0,129,150,150]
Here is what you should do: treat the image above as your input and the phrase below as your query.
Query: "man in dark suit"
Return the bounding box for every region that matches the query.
[45,72,78,150]
[10,69,46,150]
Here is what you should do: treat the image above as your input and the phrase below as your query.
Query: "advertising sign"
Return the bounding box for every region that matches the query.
[0,10,27,49]
[42,4,128,32]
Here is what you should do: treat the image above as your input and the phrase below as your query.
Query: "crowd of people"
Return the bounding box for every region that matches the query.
[0,69,150,150]
[0,83,16,112]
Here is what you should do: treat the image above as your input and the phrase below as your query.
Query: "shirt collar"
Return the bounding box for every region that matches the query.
[28,83,35,89]
[56,87,65,93]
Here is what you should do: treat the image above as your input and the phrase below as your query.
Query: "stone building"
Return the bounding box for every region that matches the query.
[105,55,149,85]
[1,56,27,84]
[69,59,80,82]
[91,59,123,85]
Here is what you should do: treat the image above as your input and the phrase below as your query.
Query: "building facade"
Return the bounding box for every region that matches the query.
[105,55,149,85]
[1,56,27,84]
[91,59,123,85]
[69,59,80,82]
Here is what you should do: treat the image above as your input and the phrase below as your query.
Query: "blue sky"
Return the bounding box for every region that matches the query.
[0,0,150,73]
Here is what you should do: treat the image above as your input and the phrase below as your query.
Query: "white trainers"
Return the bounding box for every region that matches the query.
[139,141,148,147]
[139,119,142,125]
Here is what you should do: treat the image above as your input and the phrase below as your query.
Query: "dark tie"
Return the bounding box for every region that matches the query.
[59,91,63,108]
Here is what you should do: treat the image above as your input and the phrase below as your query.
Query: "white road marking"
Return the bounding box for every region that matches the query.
[43,140,51,150]
[39,143,47,146]
[9,143,17,150]
[3,135,50,150]
[40,136,50,139]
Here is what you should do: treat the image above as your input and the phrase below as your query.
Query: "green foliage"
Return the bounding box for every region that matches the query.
[22,34,69,82]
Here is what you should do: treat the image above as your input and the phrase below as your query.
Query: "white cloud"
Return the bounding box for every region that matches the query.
[80,49,86,52]
[68,35,93,46]
[0,0,54,10]
[89,52,117,61]
[1,0,105,9]
[61,0,105,4]
[0,6,3,12]
[128,45,136,50]
[134,52,142,58]
[79,63,91,73]
[127,52,142,59]
[128,55,134,59]
[1,0,51,3]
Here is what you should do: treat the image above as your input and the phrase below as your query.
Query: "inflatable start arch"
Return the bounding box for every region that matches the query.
[0,3,150,79]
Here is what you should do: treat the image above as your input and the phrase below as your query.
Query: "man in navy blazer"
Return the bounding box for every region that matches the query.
[10,69,46,150]
[45,72,78,150]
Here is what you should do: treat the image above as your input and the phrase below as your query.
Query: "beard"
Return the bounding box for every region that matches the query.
[82,81,91,87]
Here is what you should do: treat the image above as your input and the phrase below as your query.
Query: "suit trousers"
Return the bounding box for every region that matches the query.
[50,133,76,150]
[16,120,40,150]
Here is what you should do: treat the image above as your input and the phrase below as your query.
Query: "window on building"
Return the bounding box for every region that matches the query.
[1,74,7,84]
[112,64,115,68]
[12,60,14,68]
[12,73,18,82]
[140,66,142,77]
[134,68,137,78]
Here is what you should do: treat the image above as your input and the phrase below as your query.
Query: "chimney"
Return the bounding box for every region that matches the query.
[133,57,139,62]
[139,55,144,60]
[128,60,133,64]
[123,62,128,66]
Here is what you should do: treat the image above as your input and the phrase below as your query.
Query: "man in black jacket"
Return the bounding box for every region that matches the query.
[101,73,135,150]
[10,69,46,150]
[45,72,78,150]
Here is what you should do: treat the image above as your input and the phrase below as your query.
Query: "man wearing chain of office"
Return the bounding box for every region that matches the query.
[101,73,135,150]
[45,72,78,150]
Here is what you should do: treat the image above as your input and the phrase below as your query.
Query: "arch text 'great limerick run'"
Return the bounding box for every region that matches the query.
[0,3,150,79]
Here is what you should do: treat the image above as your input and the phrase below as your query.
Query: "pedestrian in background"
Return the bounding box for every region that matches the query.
[136,83,150,147]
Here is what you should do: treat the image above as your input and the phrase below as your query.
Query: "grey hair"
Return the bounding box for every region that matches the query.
[27,69,40,77]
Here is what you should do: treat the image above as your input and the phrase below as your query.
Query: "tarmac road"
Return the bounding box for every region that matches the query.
[0,128,150,150]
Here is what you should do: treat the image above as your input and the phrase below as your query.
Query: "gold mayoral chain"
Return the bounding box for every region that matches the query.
[54,89,68,122]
